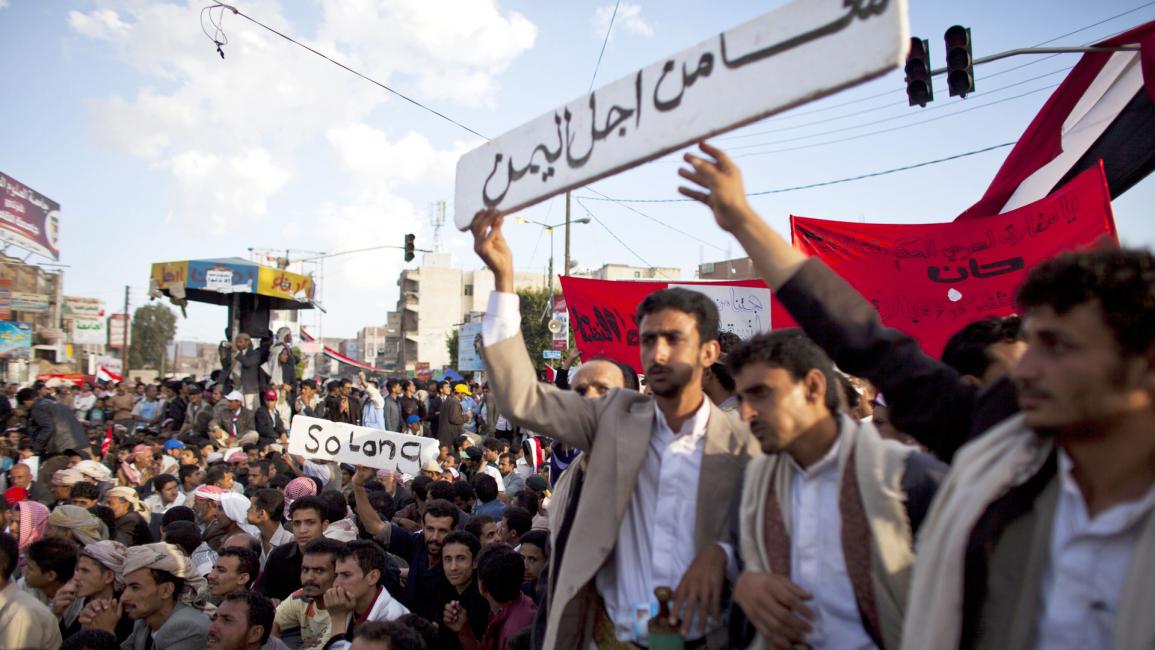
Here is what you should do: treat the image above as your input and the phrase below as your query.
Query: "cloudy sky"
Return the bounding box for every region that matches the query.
[2,0,1154,344]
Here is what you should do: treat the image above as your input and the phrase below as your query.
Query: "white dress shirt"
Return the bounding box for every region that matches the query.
[788,436,874,650]
[482,291,712,643]
[1034,451,1155,650]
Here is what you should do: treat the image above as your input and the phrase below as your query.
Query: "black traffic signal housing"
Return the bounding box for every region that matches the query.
[404,233,415,262]
[905,37,933,107]
[945,25,975,97]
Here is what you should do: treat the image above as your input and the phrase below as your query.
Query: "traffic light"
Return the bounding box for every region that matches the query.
[945,25,975,97]
[904,37,933,107]
[404,234,415,262]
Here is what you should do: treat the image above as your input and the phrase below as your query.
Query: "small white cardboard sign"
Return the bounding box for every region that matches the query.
[287,416,439,475]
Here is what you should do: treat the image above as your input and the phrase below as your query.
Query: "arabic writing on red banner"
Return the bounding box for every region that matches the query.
[791,164,1117,357]
[559,276,774,373]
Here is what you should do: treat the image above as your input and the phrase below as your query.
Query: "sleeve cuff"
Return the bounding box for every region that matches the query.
[716,542,739,583]
[482,291,521,345]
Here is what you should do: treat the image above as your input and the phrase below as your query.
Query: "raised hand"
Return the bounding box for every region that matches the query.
[470,209,514,292]
[677,141,755,233]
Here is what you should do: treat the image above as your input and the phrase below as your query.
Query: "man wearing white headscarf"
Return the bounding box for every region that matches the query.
[219,492,262,540]
[80,542,210,650]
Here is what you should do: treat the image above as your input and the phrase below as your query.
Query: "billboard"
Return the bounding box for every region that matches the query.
[63,296,105,320]
[108,314,131,348]
[0,172,60,260]
[458,322,485,372]
[71,318,107,345]
[0,322,33,359]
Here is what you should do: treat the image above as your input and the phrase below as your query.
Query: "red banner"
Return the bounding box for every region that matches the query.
[0,172,60,260]
[559,276,776,373]
[791,164,1117,357]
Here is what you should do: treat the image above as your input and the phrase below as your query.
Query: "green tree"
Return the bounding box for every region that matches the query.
[129,303,177,370]
[443,288,554,373]
[445,328,460,369]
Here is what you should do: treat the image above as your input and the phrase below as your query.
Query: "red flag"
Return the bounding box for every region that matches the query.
[100,425,114,456]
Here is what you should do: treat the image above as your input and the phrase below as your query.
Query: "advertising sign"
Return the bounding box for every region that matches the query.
[0,322,33,359]
[458,322,486,372]
[0,172,61,260]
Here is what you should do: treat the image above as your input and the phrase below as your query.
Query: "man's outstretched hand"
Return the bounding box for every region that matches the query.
[470,208,514,293]
[677,142,755,233]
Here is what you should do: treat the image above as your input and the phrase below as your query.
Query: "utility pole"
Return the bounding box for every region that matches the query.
[564,191,572,281]
[123,285,131,378]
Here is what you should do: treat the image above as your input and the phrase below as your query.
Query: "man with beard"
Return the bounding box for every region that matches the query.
[272,538,344,650]
[469,209,758,648]
[352,468,455,624]
[81,542,210,650]
[207,591,280,650]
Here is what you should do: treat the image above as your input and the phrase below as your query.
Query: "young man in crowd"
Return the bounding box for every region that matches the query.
[207,589,279,650]
[66,541,130,640]
[471,208,758,648]
[272,537,345,650]
[0,532,63,648]
[498,507,532,548]
[247,487,293,568]
[443,544,536,650]
[472,474,506,520]
[440,530,489,643]
[261,495,331,601]
[517,530,548,604]
[321,540,409,649]
[207,546,260,601]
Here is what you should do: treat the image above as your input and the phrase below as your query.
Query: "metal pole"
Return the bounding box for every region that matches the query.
[547,227,555,298]
[122,286,131,377]
[564,192,572,279]
[928,45,1139,76]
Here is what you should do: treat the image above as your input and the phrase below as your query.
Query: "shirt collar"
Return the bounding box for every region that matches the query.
[653,396,711,441]
[1057,448,1155,531]
[789,434,843,477]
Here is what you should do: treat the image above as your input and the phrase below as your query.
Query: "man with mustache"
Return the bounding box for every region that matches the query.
[677,141,1155,649]
[272,537,345,650]
[207,591,278,650]
[470,209,759,648]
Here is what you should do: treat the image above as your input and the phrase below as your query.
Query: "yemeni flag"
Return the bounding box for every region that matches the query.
[100,425,114,456]
[95,365,123,383]
[958,20,1155,219]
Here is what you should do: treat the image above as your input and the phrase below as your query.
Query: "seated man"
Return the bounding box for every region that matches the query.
[64,540,132,641]
[273,538,345,650]
[260,495,330,601]
[81,541,210,650]
[207,590,280,650]
[207,547,259,601]
[321,540,409,649]
[444,544,536,650]
[0,532,63,649]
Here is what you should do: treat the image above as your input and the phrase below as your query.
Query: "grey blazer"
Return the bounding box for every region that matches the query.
[122,603,210,650]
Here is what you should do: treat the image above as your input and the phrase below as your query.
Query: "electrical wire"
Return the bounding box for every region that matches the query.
[583,187,728,251]
[579,140,1016,204]
[577,199,673,276]
[589,0,622,93]
[206,2,490,141]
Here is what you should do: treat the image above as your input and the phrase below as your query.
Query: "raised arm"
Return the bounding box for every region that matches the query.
[678,142,979,461]
[471,210,600,451]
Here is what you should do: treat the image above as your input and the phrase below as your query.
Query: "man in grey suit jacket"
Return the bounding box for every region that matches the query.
[471,210,759,649]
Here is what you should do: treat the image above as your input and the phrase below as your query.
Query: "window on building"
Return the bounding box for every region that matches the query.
[464,284,474,296]
[634,271,641,279]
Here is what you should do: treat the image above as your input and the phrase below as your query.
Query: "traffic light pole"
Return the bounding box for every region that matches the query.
[928,44,1140,77]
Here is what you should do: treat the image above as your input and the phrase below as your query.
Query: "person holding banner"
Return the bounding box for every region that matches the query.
[469,209,759,649]
[677,141,1155,650]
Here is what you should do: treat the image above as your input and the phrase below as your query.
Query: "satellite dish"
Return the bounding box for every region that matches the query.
[547,319,564,334]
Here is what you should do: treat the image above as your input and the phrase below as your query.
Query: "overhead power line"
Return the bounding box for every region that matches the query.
[579,140,1016,203]
[588,0,622,93]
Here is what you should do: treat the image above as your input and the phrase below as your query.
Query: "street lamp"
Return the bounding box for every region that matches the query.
[516,217,591,295]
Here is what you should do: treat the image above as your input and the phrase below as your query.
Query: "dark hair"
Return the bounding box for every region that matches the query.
[607,357,641,391]
[161,505,197,527]
[251,488,285,522]
[442,530,481,559]
[452,481,476,503]
[708,361,736,392]
[637,288,719,343]
[727,330,841,412]
[502,507,533,538]
[482,438,501,453]
[222,591,276,645]
[70,482,101,502]
[837,374,860,412]
[15,387,36,405]
[335,540,388,585]
[88,506,116,534]
[179,461,201,480]
[205,465,231,487]
[148,568,185,601]
[217,547,260,588]
[395,614,438,650]
[477,544,524,604]
[941,315,1022,378]
[27,537,79,583]
[0,532,16,580]
[318,490,349,523]
[498,452,516,466]
[289,495,329,522]
[519,530,548,557]
[163,520,202,556]
[302,537,346,560]
[352,620,426,650]
[453,435,471,452]
[423,498,459,527]
[1017,247,1155,356]
[464,515,495,541]
[60,629,120,650]
[224,533,262,558]
[428,480,455,502]
[410,475,433,501]
[512,491,540,518]
[152,473,178,492]
[367,490,397,522]
[473,474,499,503]
[385,379,401,392]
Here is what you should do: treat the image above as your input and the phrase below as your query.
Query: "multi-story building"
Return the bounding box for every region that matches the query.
[588,263,682,281]
[697,257,757,280]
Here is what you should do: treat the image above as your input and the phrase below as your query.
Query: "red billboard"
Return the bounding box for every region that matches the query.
[0,172,60,260]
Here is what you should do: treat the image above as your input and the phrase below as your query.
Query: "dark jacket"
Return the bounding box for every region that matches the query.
[324,394,359,425]
[215,405,256,438]
[255,406,286,440]
[220,339,271,394]
[122,603,209,650]
[259,541,304,601]
[113,512,155,547]
[438,397,466,447]
[375,523,453,623]
[28,397,87,456]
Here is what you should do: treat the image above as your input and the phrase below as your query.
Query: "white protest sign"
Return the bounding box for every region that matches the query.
[288,416,439,475]
[205,269,234,292]
[455,0,908,229]
[671,283,772,340]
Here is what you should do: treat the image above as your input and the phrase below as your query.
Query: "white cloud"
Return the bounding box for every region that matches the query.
[326,124,467,186]
[68,8,131,40]
[0,1,10,10]
[593,2,653,40]
[166,148,292,234]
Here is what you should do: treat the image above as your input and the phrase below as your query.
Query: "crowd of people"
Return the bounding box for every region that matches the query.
[1,143,1152,650]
